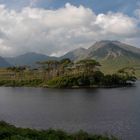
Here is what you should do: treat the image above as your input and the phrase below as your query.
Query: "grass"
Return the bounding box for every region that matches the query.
[0,121,118,140]
[100,56,140,78]
[0,79,43,87]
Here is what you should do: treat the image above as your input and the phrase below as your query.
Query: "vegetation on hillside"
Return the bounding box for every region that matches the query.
[0,121,118,140]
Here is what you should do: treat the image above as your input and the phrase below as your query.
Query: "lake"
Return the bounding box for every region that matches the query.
[0,81,140,140]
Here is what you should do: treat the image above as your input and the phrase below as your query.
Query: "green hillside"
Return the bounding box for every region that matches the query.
[100,56,140,78]
[61,40,140,78]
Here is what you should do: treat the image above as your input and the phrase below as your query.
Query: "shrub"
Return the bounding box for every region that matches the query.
[0,121,118,140]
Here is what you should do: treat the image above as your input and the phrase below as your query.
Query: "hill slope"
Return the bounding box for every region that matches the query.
[61,40,140,77]
[60,48,88,61]
[0,56,11,67]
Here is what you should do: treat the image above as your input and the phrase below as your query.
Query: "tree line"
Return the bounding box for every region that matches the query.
[5,58,136,88]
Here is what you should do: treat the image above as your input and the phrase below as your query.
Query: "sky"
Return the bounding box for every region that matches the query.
[0,0,140,57]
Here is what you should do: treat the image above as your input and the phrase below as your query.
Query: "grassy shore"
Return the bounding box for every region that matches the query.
[0,79,43,87]
[0,121,118,140]
[0,78,136,89]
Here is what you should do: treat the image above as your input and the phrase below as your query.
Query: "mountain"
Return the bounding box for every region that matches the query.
[61,40,140,77]
[2,41,140,77]
[88,40,140,59]
[0,56,11,67]
[61,40,140,60]
[60,48,88,61]
[88,41,140,60]
[5,52,57,66]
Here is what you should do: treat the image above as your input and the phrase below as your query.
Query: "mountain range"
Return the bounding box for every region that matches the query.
[0,56,11,67]
[0,40,140,77]
[61,40,140,60]
[5,52,56,67]
[61,40,140,77]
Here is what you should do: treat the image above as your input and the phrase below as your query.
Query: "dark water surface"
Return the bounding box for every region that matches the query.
[0,82,140,140]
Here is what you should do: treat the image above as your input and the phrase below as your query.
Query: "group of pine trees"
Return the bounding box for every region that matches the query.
[35,58,136,88]
[5,58,136,88]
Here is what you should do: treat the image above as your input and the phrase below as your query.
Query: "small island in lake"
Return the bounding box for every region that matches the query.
[0,58,137,88]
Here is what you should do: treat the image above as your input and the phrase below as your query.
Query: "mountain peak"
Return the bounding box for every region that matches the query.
[61,40,140,62]
[88,40,140,55]
[93,40,122,48]
[96,40,120,44]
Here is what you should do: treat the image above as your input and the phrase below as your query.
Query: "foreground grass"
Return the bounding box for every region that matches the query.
[0,121,118,140]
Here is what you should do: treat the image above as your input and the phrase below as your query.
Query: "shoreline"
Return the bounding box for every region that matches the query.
[0,121,118,140]
[0,83,135,89]
[0,78,137,89]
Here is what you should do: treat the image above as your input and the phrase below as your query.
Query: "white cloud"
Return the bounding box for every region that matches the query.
[0,3,139,57]
[135,9,140,18]
[95,12,139,37]
[29,0,40,7]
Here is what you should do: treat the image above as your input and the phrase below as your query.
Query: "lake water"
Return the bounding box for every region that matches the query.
[0,82,140,140]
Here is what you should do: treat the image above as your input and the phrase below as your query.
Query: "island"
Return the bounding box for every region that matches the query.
[0,58,137,88]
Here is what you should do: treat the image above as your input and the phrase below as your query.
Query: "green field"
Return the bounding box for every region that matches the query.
[100,57,140,78]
